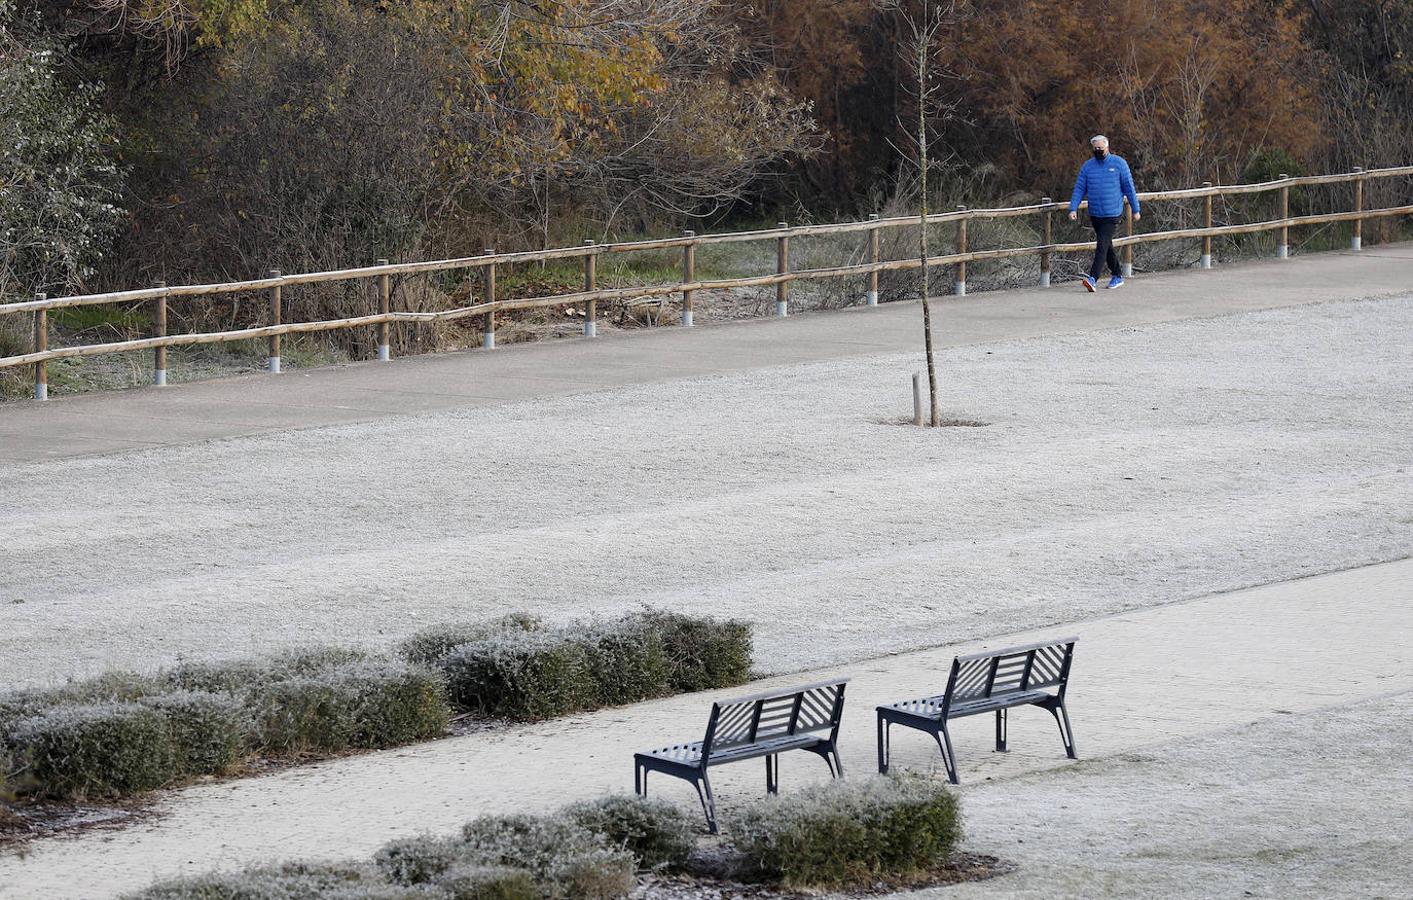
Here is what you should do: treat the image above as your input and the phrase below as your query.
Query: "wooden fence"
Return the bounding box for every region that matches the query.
[3,165,1411,400]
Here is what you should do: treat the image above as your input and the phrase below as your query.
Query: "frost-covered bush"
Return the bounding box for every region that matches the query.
[565,795,695,872]
[435,864,535,900]
[375,834,465,885]
[580,620,672,707]
[0,2,125,301]
[121,861,426,899]
[438,612,754,721]
[165,648,369,696]
[0,672,164,731]
[731,775,963,887]
[139,691,248,776]
[399,614,542,668]
[8,703,177,800]
[443,631,595,721]
[249,661,448,754]
[460,813,635,899]
[640,612,753,693]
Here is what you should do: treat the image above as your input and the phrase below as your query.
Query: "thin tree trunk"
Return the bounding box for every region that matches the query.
[918,1,940,426]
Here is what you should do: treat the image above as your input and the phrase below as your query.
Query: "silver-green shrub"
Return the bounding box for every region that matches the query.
[399,615,542,668]
[442,632,595,721]
[139,691,249,776]
[121,861,435,899]
[731,775,963,887]
[460,814,635,899]
[375,834,465,885]
[565,795,695,872]
[8,703,177,800]
[250,662,448,755]
[639,611,753,693]
[435,865,535,900]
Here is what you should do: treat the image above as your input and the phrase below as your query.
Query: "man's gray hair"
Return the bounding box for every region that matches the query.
[1090,134,1109,147]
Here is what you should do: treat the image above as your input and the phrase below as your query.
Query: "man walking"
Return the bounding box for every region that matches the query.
[1068,135,1140,291]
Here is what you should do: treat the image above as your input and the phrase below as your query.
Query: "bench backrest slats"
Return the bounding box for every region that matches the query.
[703,680,847,762]
[942,638,1077,714]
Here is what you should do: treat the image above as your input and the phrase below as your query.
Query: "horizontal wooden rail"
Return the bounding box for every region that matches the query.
[3,165,1410,387]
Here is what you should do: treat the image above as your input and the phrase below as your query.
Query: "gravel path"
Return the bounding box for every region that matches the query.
[932,690,1413,899]
[3,296,1412,687]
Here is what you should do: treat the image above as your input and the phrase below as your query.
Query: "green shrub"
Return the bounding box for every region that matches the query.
[436,865,535,900]
[166,648,369,696]
[731,775,962,888]
[250,662,448,755]
[399,615,542,668]
[139,692,249,776]
[443,633,595,721]
[9,703,178,800]
[566,795,695,872]
[641,612,753,692]
[376,835,465,885]
[460,814,635,899]
[121,861,427,899]
[580,621,672,707]
[0,672,164,731]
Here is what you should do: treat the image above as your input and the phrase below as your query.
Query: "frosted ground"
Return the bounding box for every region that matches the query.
[2,295,1412,688]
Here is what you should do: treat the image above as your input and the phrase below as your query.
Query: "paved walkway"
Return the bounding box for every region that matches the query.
[2,558,1409,899]
[3,245,1413,465]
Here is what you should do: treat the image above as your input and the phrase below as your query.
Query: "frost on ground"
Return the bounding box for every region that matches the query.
[2,296,1411,688]
[928,690,1413,900]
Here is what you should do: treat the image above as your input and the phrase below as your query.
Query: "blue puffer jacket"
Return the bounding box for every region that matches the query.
[1069,154,1140,219]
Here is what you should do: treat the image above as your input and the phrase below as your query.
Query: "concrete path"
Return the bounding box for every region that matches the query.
[2,558,1409,899]
[3,245,1413,465]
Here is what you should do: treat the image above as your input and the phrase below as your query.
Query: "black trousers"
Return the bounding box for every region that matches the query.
[1089,216,1123,279]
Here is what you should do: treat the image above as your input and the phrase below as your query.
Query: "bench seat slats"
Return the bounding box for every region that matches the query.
[884,688,1055,722]
[640,733,827,767]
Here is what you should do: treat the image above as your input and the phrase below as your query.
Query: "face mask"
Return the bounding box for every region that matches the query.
[1092,147,1106,161]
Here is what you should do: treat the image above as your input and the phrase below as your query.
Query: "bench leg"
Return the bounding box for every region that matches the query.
[695,775,720,834]
[1052,701,1078,759]
[830,746,845,780]
[634,761,645,797]
[995,708,1008,752]
[934,725,960,785]
[765,754,779,794]
[877,715,890,775]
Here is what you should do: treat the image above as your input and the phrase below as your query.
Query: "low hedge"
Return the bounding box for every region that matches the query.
[731,774,963,887]
[565,795,696,872]
[7,703,178,801]
[3,610,751,806]
[436,612,752,722]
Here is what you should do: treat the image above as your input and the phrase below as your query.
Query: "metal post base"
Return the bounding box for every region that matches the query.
[268,357,281,374]
[865,290,878,307]
[775,301,788,318]
[377,345,390,361]
[154,369,167,386]
[682,310,694,327]
[954,281,967,296]
[1201,254,1213,269]
[584,321,597,337]
[1040,272,1051,288]
[1276,245,1288,260]
[482,333,495,349]
[1121,263,1133,277]
[34,383,47,401]
[1352,236,1362,251]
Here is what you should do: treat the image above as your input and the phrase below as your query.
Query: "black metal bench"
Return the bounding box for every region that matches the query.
[634,678,848,833]
[877,637,1078,784]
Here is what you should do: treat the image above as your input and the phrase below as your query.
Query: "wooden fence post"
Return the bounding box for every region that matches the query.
[1202,183,1214,268]
[1040,199,1053,287]
[376,259,391,360]
[681,230,696,326]
[1122,203,1134,277]
[867,213,881,305]
[775,223,789,317]
[955,206,968,295]
[1352,166,1364,250]
[154,281,168,385]
[32,295,47,400]
[267,269,281,373]
[1277,175,1290,259]
[482,249,496,348]
[583,240,598,335]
